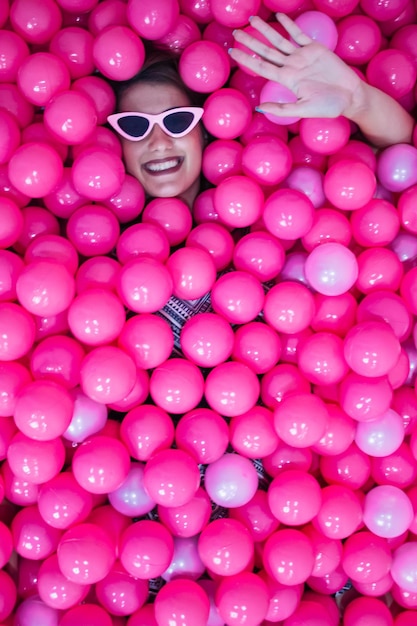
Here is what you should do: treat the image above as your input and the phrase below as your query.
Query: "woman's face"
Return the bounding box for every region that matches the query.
[119,82,204,207]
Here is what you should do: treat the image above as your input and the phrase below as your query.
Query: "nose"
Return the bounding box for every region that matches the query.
[147,122,174,150]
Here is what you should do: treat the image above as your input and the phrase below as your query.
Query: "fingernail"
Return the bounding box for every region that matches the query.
[232,29,237,36]
[255,107,266,114]
[227,48,233,55]
[248,15,254,20]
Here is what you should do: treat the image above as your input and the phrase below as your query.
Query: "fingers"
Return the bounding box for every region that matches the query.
[228,46,288,83]
[245,15,297,55]
[232,27,289,66]
[275,13,313,47]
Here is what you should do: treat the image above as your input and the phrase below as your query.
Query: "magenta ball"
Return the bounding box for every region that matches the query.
[232,321,282,375]
[259,80,300,125]
[377,143,417,192]
[44,90,97,145]
[0,569,17,622]
[120,404,174,461]
[11,504,62,560]
[150,357,204,414]
[17,52,70,107]
[67,204,120,257]
[340,371,393,422]
[264,281,315,334]
[7,432,65,485]
[0,109,20,167]
[186,222,234,270]
[156,14,201,53]
[8,142,63,198]
[72,435,130,494]
[37,553,89,610]
[298,331,348,385]
[16,260,74,317]
[93,25,145,80]
[166,246,216,299]
[71,146,124,201]
[203,88,252,139]
[324,159,376,210]
[202,139,243,185]
[119,519,174,579]
[103,173,145,223]
[80,346,136,404]
[116,222,169,264]
[180,312,234,367]
[274,392,328,448]
[204,452,258,507]
[363,485,413,538]
[215,572,269,626]
[154,579,209,626]
[242,134,293,186]
[367,48,416,99]
[343,597,394,626]
[127,0,179,40]
[0,30,30,83]
[117,257,173,313]
[300,116,350,155]
[211,0,260,27]
[38,471,93,530]
[176,407,229,464]
[0,197,23,250]
[268,469,322,526]
[342,531,392,585]
[351,198,400,247]
[305,242,358,296]
[0,302,36,361]
[335,15,382,65]
[60,604,112,626]
[179,40,230,93]
[284,165,326,209]
[95,562,148,616]
[263,528,315,585]
[205,360,260,417]
[343,320,401,377]
[233,231,285,282]
[143,197,192,247]
[0,361,31,417]
[314,484,363,539]
[118,314,173,370]
[214,174,264,228]
[211,270,264,324]
[68,289,124,346]
[50,26,95,80]
[229,490,279,542]
[161,535,205,582]
[143,448,200,507]
[10,0,62,45]
[198,517,254,575]
[158,487,212,538]
[263,187,315,240]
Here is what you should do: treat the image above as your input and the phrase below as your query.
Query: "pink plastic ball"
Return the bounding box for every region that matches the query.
[117,256,173,313]
[264,281,315,334]
[158,487,212,538]
[150,358,204,413]
[81,345,136,403]
[0,361,31,418]
[302,523,343,577]
[361,0,408,20]
[356,247,403,294]
[120,404,174,461]
[211,270,264,324]
[120,519,174,579]
[0,82,34,129]
[205,452,259,507]
[16,260,75,317]
[263,528,315,585]
[205,361,260,417]
[0,109,20,167]
[0,30,29,82]
[161,535,205,581]
[11,504,62,560]
[203,88,252,139]
[274,392,328,448]
[229,490,279,542]
[298,331,348,385]
[15,206,61,253]
[7,432,65,485]
[335,15,382,65]
[57,522,115,585]
[314,485,362,539]
[142,197,192,247]
[37,553,89,610]
[284,165,326,209]
[211,0,260,27]
[60,604,113,626]
[215,572,269,626]
[117,223,169,265]
[166,246,216,299]
[14,380,73,441]
[63,388,107,443]
[320,441,371,489]
[24,234,78,275]
[391,542,417,593]
[14,596,60,626]
[38,471,93,530]
[87,0,128,34]
[300,117,350,155]
[143,448,200,507]
[118,314,173,370]
[344,320,401,377]
[68,288,125,346]
[324,159,376,210]
[232,321,282,375]
[17,52,70,107]
[93,25,145,80]
[0,197,23,250]
[366,48,416,98]
[259,80,300,125]
[377,144,417,192]
[186,222,234,271]
[391,23,417,64]
[44,90,97,145]
[342,530,392,584]
[2,458,39,505]
[156,14,201,53]
[363,485,413,538]
[108,462,156,518]
[127,0,179,39]
[198,517,254,575]
[108,366,149,412]
[8,142,63,198]
[202,139,243,185]
[305,242,358,296]
[214,174,264,228]
[72,435,130,494]
[351,198,400,246]
[344,597,394,626]
[294,10,338,49]
[10,0,62,44]
[263,188,314,239]
[340,372,392,422]
[242,134,293,186]
[95,562,149,616]
[233,231,285,282]
[268,469,322,526]
[179,40,230,93]
[180,313,233,367]
[49,26,94,81]
[67,204,120,257]
[312,404,356,457]
[0,302,36,361]
[154,579,209,626]
[42,168,85,219]
[0,570,17,622]
[71,146,124,201]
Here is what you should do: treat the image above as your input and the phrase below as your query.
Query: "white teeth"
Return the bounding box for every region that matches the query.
[146,159,180,172]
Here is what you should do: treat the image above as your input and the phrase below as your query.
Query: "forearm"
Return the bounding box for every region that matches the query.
[345,81,415,148]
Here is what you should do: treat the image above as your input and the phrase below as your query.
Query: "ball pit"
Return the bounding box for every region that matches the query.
[2,0,417,624]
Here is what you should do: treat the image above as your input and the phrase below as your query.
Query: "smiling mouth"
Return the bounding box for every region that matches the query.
[143,157,183,175]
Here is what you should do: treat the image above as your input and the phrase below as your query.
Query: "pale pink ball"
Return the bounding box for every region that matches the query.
[305,242,358,296]
[363,485,413,538]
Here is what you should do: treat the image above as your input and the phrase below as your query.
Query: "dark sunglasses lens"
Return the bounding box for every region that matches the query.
[164,111,195,134]
[118,115,150,138]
